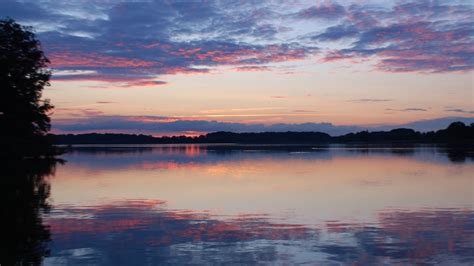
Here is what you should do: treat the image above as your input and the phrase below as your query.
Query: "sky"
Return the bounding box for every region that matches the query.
[1,0,473,136]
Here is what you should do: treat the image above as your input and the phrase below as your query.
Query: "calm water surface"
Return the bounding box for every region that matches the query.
[6,145,474,265]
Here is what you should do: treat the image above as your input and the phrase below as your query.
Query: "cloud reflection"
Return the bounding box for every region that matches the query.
[44,200,474,265]
[322,209,474,264]
[45,200,318,265]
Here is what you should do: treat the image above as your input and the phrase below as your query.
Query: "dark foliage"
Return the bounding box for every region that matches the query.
[52,132,331,144]
[52,122,473,145]
[0,18,57,158]
[335,128,421,142]
[50,133,158,145]
[336,122,474,143]
[202,131,332,144]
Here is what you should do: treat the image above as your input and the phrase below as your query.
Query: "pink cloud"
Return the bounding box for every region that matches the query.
[118,80,167,88]
[234,66,271,72]
[320,51,355,62]
[49,51,160,68]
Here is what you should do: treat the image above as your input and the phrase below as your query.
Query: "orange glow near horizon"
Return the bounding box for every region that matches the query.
[50,150,474,224]
[45,63,473,133]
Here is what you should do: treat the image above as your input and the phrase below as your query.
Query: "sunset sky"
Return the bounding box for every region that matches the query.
[2,0,473,136]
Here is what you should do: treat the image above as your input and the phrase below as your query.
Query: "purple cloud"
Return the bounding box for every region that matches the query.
[52,115,360,136]
[386,108,428,112]
[312,24,359,41]
[1,1,313,85]
[52,115,474,136]
[445,108,474,114]
[292,2,346,20]
[403,108,427,112]
[349,98,393,103]
[318,1,474,73]
[0,0,472,87]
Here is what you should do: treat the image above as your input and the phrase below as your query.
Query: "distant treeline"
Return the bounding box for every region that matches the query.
[50,122,474,145]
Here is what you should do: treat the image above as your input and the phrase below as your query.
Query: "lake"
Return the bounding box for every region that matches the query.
[4,145,474,265]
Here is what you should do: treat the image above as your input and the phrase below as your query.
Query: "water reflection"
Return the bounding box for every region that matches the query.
[0,159,58,265]
[44,200,318,264]
[62,144,474,170]
[3,145,473,264]
[322,209,474,264]
[43,200,474,265]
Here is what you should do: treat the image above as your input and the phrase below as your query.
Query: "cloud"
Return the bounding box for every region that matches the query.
[312,24,359,41]
[52,72,169,88]
[49,51,159,68]
[117,80,167,88]
[52,115,360,136]
[322,1,474,72]
[386,108,428,112]
[319,50,357,62]
[234,65,270,72]
[349,98,393,103]
[292,110,317,113]
[1,0,472,89]
[445,108,474,114]
[292,2,346,20]
[0,1,314,87]
[52,115,474,136]
[402,108,427,112]
[54,107,104,117]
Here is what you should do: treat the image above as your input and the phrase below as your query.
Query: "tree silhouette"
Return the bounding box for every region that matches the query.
[0,18,55,157]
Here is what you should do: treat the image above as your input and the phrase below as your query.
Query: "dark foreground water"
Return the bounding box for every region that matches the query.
[3,145,474,265]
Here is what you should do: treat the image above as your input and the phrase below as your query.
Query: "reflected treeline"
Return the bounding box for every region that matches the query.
[341,144,474,163]
[62,144,328,154]
[60,144,336,172]
[0,159,59,265]
[63,146,155,155]
[42,200,474,265]
[439,146,474,163]
[61,144,474,168]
